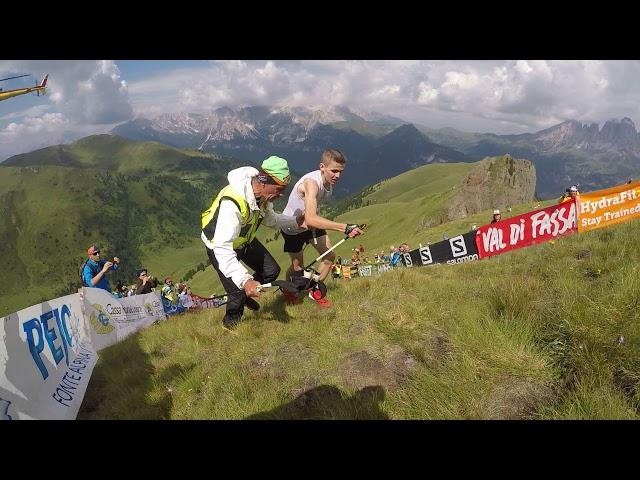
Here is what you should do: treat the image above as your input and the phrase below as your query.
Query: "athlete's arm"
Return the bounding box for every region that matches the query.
[299,179,348,233]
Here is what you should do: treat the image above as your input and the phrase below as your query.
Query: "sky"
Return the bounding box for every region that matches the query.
[2,60,640,160]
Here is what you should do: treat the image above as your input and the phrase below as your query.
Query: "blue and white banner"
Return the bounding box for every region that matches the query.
[0,294,97,420]
[82,288,166,351]
[162,297,188,316]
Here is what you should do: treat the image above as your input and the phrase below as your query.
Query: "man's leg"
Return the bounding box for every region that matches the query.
[287,251,305,280]
[281,230,311,281]
[206,247,246,328]
[239,239,280,311]
[311,234,335,283]
[242,238,281,284]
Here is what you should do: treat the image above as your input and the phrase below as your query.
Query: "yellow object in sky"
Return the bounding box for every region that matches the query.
[0,74,48,102]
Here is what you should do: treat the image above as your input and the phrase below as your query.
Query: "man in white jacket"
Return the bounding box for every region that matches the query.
[201,156,305,329]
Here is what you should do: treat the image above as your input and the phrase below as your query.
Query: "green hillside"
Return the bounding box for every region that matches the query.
[78,215,640,419]
[0,146,533,314]
[0,135,244,316]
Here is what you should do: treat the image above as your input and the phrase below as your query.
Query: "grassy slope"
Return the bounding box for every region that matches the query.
[78,219,640,419]
[0,136,240,316]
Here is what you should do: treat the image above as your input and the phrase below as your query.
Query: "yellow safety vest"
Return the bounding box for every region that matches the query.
[201,185,263,249]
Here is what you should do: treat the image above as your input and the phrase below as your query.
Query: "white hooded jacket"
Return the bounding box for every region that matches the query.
[201,167,301,289]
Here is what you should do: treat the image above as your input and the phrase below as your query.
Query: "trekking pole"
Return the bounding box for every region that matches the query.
[303,224,366,271]
[290,224,366,301]
[210,279,299,300]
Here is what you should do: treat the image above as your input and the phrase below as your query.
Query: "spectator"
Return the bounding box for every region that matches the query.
[135,268,158,295]
[390,246,401,267]
[279,149,363,308]
[200,155,306,330]
[342,263,352,280]
[179,286,195,309]
[332,263,342,279]
[81,245,121,292]
[113,282,128,298]
[162,277,178,304]
[491,209,501,223]
[559,185,580,203]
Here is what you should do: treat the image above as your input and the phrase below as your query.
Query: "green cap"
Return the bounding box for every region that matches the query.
[260,156,291,186]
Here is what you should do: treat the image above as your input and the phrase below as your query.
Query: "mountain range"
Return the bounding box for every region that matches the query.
[112,106,640,199]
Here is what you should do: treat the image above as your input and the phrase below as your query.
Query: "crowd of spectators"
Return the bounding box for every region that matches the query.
[80,244,221,310]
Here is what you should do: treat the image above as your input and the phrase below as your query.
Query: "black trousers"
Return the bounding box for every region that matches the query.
[206,238,280,324]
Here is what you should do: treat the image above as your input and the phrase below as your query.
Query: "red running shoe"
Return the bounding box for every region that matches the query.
[308,289,332,308]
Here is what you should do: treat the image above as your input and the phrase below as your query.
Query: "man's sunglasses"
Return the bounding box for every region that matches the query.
[92,251,101,255]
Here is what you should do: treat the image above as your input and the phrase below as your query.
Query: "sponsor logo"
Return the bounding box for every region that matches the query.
[449,235,468,258]
[446,254,479,265]
[89,304,115,334]
[419,246,433,265]
[23,304,79,380]
[402,253,413,267]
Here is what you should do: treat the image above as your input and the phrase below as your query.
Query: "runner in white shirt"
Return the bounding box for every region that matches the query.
[280,149,363,308]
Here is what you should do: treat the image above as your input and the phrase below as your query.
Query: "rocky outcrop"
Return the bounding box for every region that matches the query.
[445,154,536,220]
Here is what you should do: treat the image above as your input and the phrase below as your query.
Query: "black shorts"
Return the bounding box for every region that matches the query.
[281,229,327,253]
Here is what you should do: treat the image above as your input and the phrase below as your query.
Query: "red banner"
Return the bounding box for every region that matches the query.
[189,294,226,309]
[475,200,577,259]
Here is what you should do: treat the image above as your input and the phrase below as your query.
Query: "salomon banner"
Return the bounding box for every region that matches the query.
[475,201,577,259]
[577,181,640,232]
[82,288,166,351]
[0,294,97,420]
[403,231,479,267]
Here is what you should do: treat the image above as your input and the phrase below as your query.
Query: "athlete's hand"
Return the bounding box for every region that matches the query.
[344,224,364,238]
[243,279,262,298]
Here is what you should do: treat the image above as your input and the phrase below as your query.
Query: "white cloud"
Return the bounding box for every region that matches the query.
[125,60,640,133]
[4,60,640,159]
[0,60,133,159]
[0,60,133,124]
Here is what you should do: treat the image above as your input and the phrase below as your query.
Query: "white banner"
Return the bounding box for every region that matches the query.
[358,265,373,277]
[82,288,166,351]
[1,294,97,420]
[377,263,393,274]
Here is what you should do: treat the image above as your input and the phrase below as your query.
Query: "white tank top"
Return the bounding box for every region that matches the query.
[282,170,332,235]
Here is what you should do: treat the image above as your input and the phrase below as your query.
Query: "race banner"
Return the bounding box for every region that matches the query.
[376,262,394,274]
[82,288,165,351]
[358,265,373,277]
[1,294,98,420]
[190,294,226,309]
[402,231,479,267]
[475,201,577,259]
[162,297,188,316]
[577,181,640,232]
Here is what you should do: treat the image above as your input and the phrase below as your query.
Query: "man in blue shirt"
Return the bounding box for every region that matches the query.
[82,245,121,292]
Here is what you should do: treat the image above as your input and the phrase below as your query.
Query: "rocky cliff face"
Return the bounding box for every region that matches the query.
[533,117,640,155]
[445,154,536,220]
